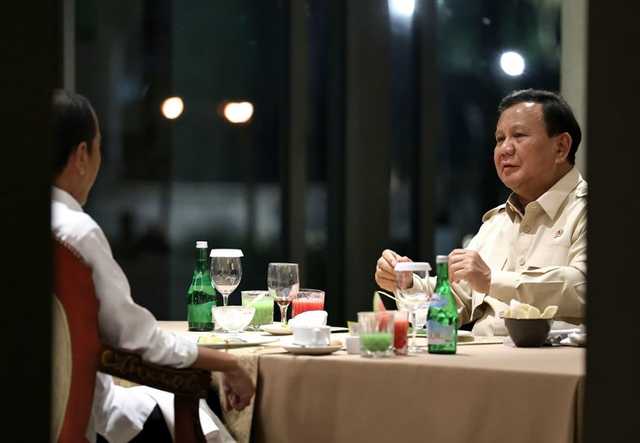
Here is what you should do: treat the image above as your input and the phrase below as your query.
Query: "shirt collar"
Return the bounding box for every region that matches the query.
[52,186,84,213]
[505,166,582,221]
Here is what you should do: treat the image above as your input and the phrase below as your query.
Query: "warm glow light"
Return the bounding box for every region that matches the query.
[223,102,254,124]
[500,51,525,76]
[161,97,184,119]
[390,0,415,16]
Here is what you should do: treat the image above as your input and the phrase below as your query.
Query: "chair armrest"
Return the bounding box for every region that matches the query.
[98,345,211,398]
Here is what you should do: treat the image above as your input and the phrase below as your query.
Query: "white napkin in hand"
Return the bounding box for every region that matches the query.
[287,310,328,327]
[548,328,582,337]
[560,332,586,347]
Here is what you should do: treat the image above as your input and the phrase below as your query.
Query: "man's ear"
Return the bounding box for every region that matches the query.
[555,133,572,163]
[72,142,89,176]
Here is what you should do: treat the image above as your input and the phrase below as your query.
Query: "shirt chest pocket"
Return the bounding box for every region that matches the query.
[527,245,570,268]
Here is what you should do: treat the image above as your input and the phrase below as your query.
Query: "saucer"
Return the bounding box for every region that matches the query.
[261,323,294,335]
[281,344,342,355]
[196,335,279,349]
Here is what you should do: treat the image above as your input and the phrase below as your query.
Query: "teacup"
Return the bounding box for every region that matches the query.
[292,325,331,347]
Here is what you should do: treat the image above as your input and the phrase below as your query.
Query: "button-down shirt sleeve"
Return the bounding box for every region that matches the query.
[79,227,198,367]
[52,187,198,368]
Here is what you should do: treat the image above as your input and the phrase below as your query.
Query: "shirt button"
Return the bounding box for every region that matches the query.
[519,259,525,266]
[523,225,531,233]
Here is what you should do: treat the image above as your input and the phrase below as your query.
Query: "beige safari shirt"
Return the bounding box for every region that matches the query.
[414,166,587,336]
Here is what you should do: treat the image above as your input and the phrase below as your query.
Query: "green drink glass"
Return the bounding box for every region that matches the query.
[241,290,274,331]
[357,311,395,358]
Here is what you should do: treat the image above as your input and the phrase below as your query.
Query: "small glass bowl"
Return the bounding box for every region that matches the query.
[211,306,256,336]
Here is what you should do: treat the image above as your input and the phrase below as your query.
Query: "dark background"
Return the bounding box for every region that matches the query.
[1,0,639,440]
[73,0,563,323]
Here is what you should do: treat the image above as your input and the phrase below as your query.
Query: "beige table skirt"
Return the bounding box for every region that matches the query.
[157,321,584,443]
[252,344,585,443]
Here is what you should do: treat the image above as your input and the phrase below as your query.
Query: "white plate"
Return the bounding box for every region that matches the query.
[281,344,342,355]
[261,323,294,335]
[458,330,472,337]
[196,335,279,349]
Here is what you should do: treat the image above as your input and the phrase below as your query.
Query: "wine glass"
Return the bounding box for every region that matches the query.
[395,262,432,353]
[210,249,243,307]
[267,263,299,326]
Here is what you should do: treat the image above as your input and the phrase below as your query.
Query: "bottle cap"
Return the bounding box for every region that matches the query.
[394,262,431,272]
[436,255,448,264]
[196,241,208,248]
[210,248,244,257]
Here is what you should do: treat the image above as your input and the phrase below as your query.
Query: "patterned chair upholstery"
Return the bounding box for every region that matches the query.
[52,236,211,443]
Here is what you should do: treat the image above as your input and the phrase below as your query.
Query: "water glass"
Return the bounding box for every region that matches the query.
[210,249,243,306]
[414,306,428,333]
[357,311,395,358]
[241,290,274,331]
[395,262,432,353]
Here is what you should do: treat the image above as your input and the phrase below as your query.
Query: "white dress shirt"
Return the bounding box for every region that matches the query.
[51,187,232,443]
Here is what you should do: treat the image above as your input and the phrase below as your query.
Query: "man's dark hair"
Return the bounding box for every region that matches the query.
[52,89,96,177]
[497,89,581,165]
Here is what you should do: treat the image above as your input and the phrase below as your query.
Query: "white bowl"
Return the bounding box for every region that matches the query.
[212,306,255,333]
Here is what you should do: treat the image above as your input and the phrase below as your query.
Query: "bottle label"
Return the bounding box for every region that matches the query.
[430,292,450,308]
[188,301,214,323]
[427,321,455,345]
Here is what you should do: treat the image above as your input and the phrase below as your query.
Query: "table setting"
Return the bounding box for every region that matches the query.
[159,249,586,443]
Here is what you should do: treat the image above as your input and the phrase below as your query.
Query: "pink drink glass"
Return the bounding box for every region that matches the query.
[291,289,325,318]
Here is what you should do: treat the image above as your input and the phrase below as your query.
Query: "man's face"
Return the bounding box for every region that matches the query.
[494,102,564,204]
[78,109,101,205]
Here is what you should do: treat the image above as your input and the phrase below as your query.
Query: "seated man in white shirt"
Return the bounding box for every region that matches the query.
[52,89,254,442]
[375,89,586,336]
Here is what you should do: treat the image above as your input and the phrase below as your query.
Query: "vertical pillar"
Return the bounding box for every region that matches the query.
[284,0,309,279]
[343,0,391,320]
[413,0,437,263]
[0,1,59,440]
[585,1,640,441]
[561,0,588,177]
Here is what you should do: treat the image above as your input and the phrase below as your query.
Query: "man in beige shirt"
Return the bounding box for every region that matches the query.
[375,89,586,336]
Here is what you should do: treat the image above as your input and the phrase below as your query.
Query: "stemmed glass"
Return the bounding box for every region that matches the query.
[395,262,432,353]
[267,263,299,326]
[210,249,243,307]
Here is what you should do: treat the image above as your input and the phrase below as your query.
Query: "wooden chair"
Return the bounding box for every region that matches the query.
[52,236,211,443]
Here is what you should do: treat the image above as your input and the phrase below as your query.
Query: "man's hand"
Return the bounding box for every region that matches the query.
[375,249,412,292]
[221,365,255,412]
[448,249,491,294]
[191,347,255,412]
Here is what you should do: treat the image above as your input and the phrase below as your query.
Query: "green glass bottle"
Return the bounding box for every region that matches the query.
[187,241,217,331]
[427,255,458,354]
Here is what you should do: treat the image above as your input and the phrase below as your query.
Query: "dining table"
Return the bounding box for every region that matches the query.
[155,321,585,443]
